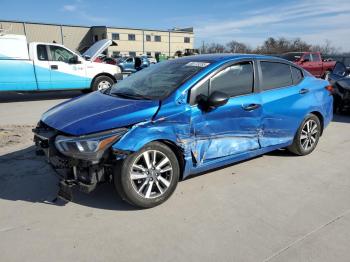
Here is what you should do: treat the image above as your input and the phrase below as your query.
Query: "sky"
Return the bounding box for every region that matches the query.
[0,0,349,51]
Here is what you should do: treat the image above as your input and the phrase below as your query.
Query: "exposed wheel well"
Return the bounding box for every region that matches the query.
[156,140,185,180]
[310,111,324,135]
[90,73,116,88]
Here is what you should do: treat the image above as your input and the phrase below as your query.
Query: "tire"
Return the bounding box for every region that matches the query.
[91,75,114,92]
[323,71,331,80]
[287,114,321,156]
[114,142,180,208]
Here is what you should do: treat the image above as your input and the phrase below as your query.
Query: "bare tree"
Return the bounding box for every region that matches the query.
[255,37,312,54]
[311,39,339,55]
[226,40,251,53]
[207,43,226,53]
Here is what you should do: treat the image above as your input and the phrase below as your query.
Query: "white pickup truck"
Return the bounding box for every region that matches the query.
[0,34,122,92]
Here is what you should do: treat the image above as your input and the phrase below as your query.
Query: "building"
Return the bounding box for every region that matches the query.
[0,20,194,59]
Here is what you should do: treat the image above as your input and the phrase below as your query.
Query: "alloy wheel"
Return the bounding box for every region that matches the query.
[300,119,318,151]
[130,150,173,199]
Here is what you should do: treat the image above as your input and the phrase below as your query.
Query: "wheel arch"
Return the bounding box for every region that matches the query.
[310,111,324,135]
[156,139,185,180]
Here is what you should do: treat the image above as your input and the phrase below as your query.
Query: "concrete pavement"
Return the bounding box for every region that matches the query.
[0,92,350,262]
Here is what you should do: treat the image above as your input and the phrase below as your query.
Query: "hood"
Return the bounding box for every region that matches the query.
[83,39,118,61]
[41,91,159,136]
[337,78,350,91]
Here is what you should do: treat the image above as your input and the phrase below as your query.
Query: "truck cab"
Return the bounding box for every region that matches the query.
[281,52,336,78]
[0,34,122,92]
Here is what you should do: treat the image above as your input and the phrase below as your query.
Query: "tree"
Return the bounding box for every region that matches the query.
[311,39,338,55]
[206,43,225,53]
[226,40,251,53]
[255,37,312,54]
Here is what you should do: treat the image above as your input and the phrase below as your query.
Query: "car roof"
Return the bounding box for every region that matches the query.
[173,53,288,63]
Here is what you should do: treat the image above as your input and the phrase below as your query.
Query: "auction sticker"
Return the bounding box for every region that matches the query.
[185,62,210,67]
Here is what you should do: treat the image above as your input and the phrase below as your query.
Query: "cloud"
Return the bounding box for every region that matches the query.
[194,0,350,51]
[61,1,108,23]
[63,5,77,12]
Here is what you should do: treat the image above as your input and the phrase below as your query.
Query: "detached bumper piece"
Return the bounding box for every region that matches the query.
[33,122,111,201]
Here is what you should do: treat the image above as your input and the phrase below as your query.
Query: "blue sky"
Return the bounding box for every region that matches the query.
[1,0,349,51]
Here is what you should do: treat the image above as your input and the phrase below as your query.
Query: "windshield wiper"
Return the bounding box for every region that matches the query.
[110,92,152,100]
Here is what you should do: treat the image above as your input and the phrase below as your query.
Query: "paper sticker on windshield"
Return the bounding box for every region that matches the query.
[185,62,209,67]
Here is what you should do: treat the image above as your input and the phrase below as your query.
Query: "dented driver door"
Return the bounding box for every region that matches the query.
[189,61,262,165]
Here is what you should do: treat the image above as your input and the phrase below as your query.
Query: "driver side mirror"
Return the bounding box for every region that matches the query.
[197,91,229,111]
[69,55,81,64]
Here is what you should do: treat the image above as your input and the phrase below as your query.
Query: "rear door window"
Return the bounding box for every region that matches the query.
[210,61,254,97]
[260,61,293,90]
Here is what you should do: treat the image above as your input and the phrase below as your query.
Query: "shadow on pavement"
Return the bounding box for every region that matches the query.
[0,91,83,103]
[332,113,350,123]
[0,146,135,211]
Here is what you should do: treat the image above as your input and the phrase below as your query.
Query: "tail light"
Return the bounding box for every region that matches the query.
[325,85,334,94]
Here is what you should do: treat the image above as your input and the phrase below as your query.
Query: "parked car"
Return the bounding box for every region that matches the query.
[281,52,336,78]
[0,34,122,92]
[33,54,333,208]
[141,55,157,64]
[117,56,150,72]
[324,55,350,71]
[326,61,350,112]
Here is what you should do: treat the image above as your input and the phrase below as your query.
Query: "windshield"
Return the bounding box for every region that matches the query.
[110,60,210,100]
[281,53,302,62]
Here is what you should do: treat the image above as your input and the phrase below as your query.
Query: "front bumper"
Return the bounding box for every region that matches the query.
[33,122,112,201]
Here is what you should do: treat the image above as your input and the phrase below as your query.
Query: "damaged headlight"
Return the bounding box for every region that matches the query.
[55,128,128,161]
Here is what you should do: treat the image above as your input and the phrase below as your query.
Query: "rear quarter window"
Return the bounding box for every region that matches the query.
[291,66,304,85]
[260,61,293,91]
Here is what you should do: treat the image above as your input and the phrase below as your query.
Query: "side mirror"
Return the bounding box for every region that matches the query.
[301,58,310,63]
[197,91,229,111]
[69,55,81,64]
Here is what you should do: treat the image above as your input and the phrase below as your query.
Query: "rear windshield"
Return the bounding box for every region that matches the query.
[281,53,302,62]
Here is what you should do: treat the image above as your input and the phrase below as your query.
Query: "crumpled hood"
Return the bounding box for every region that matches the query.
[41,91,159,136]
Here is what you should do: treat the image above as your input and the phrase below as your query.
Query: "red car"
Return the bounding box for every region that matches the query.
[281,52,336,78]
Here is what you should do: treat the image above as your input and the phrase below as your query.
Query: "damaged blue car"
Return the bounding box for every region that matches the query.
[33,54,333,208]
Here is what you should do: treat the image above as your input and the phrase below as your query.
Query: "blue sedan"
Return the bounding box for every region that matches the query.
[34,54,333,208]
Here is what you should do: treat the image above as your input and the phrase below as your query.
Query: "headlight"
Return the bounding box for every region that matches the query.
[55,128,128,161]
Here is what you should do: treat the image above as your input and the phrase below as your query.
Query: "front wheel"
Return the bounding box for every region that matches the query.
[91,75,114,92]
[114,142,180,208]
[287,114,321,156]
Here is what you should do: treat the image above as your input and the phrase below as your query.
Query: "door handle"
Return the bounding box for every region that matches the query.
[299,88,309,94]
[242,103,261,111]
[51,65,58,70]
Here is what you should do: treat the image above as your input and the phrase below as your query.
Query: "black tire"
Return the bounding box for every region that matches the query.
[91,75,114,92]
[323,70,331,80]
[114,142,180,208]
[287,114,321,156]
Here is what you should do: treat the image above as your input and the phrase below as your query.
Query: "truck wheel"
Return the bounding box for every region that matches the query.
[114,142,180,208]
[91,75,114,92]
[287,114,321,156]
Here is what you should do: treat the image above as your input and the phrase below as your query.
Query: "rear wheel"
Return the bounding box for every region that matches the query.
[287,114,321,156]
[114,142,180,208]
